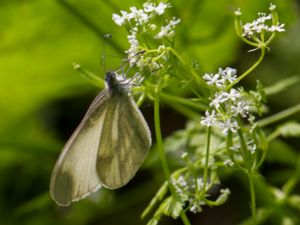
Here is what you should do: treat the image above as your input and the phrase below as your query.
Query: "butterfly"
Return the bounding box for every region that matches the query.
[50,71,151,206]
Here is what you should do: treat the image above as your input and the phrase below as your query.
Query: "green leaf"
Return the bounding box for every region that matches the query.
[146,218,159,225]
[141,181,168,219]
[252,126,268,151]
[215,188,231,205]
[160,196,184,219]
[288,195,300,211]
[265,76,300,96]
[277,121,300,137]
[267,140,297,166]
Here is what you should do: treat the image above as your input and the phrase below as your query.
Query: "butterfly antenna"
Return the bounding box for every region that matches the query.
[127,58,161,86]
[101,34,113,74]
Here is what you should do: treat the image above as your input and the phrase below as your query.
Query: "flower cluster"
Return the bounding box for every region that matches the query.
[171,176,205,213]
[203,67,237,88]
[171,175,231,213]
[235,3,285,38]
[201,67,252,134]
[112,2,170,26]
[112,1,180,70]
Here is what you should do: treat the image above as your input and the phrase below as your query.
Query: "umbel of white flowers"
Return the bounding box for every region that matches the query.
[112,1,180,70]
[235,3,285,38]
[201,67,251,134]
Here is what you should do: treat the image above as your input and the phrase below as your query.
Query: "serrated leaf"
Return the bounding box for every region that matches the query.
[215,188,231,205]
[160,196,184,219]
[278,122,300,137]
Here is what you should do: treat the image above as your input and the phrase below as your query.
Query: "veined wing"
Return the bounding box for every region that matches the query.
[50,90,111,206]
[96,94,151,188]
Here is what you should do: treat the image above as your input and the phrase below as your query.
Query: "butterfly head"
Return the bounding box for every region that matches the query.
[105,71,129,95]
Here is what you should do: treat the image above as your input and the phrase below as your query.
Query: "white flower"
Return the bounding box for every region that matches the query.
[155,2,171,15]
[201,110,217,127]
[127,31,138,46]
[126,30,140,61]
[203,73,224,87]
[242,10,285,37]
[112,13,125,26]
[269,24,285,32]
[155,17,181,39]
[112,10,133,26]
[269,3,276,10]
[177,176,187,187]
[231,101,249,117]
[209,92,225,108]
[196,178,204,191]
[235,8,241,16]
[224,159,234,167]
[143,2,156,13]
[219,118,239,134]
[248,143,257,154]
[189,202,203,213]
[227,88,240,101]
[143,2,170,15]
[220,67,237,83]
[129,6,149,24]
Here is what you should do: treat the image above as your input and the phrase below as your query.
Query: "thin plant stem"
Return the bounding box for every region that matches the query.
[167,47,207,86]
[202,126,211,195]
[154,80,171,180]
[248,172,257,223]
[227,48,266,90]
[56,0,123,53]
[154,75,191,225]
[257,103,300,127]
[160,92,207,111]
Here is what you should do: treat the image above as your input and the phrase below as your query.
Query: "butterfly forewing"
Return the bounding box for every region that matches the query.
[96,94,151,188]
[50,91,111,206]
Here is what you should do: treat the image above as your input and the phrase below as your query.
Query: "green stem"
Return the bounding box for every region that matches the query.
[167,47,206,86]
[180,212,191,225]
[202,126,211,195]
[154,80,171,180]
[161,92,207,111]
[237,129,250,168]
[248,172,257,223]
[257,103,300,127]
[154,76,191,225]
[56,0,123,53]
[227,48,265,90]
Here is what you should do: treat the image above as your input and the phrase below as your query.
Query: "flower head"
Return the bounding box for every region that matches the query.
[112,1,179,71]
[155,17,181,39]
[201,67,253,135]
[238,4,285,38]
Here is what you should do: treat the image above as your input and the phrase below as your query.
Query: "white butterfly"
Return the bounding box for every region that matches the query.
[50,71,151,206]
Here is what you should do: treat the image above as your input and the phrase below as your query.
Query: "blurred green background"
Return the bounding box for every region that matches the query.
[0,0,299,225]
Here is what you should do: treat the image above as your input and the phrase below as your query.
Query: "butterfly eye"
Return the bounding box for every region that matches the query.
[105,71,116,84]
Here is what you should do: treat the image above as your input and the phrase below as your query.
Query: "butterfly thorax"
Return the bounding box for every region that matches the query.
[105,71,129,95]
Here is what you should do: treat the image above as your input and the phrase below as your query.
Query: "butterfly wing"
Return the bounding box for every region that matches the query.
[50,91,111,206]
[96,94,151,188]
